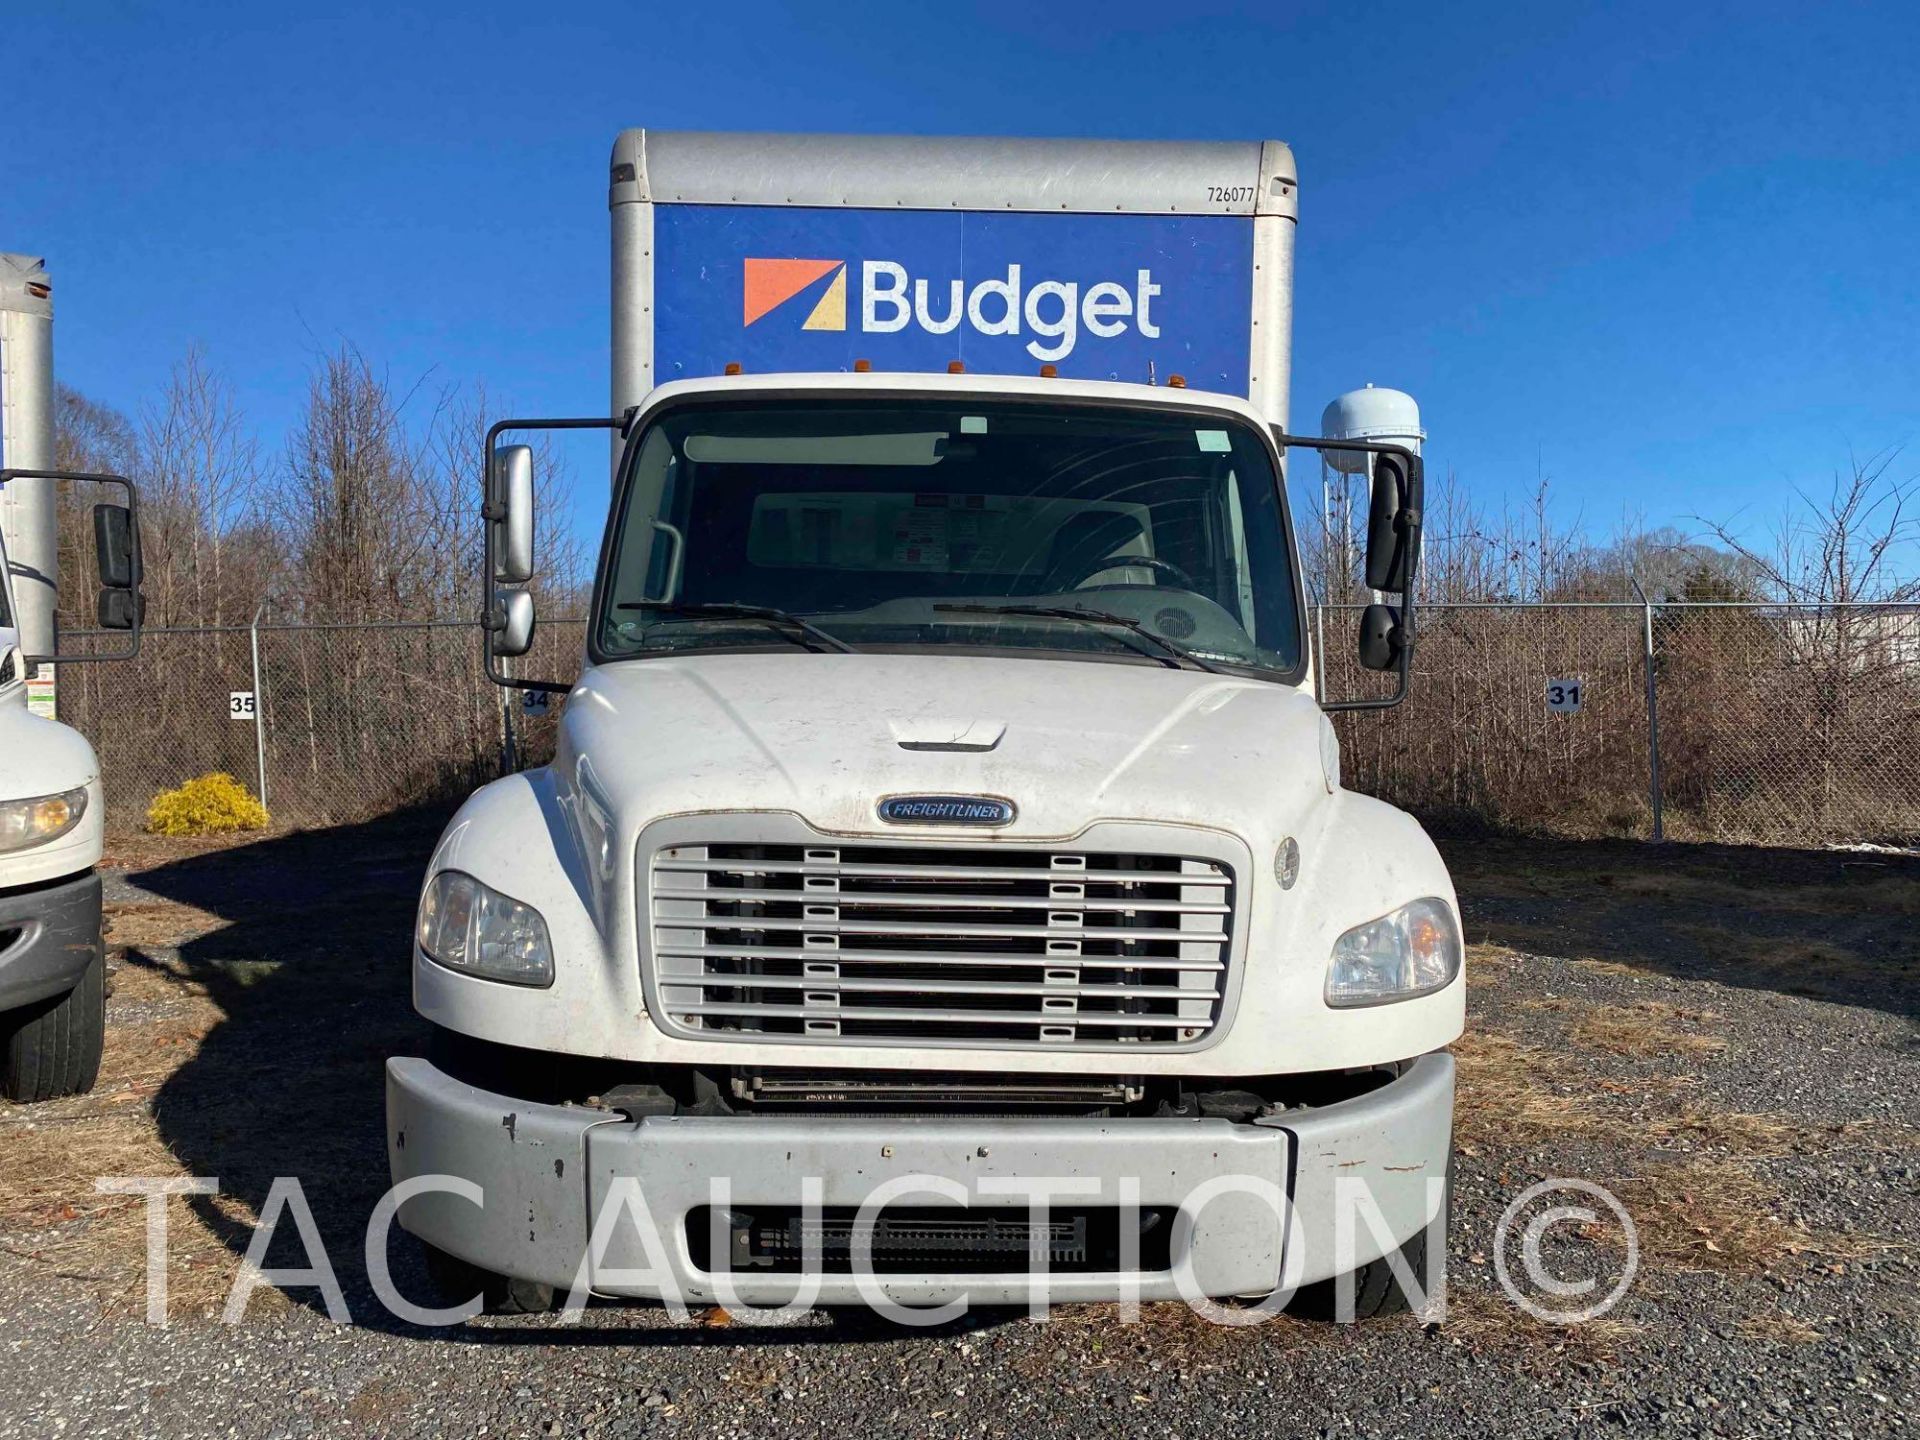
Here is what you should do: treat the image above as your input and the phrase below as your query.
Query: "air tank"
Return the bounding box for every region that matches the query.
[1320,384,1423,472]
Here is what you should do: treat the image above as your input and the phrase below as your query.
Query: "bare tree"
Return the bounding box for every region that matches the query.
[1698,448,1918,607]
[137,347,268,625]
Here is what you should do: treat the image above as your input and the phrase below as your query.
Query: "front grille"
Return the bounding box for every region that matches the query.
[646,833,1237,1050]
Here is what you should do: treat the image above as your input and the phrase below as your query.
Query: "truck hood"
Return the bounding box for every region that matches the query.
[0,684,101,800]
[558,652,1334,844]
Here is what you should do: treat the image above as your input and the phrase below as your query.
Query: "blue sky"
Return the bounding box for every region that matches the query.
[6,0,1917,557]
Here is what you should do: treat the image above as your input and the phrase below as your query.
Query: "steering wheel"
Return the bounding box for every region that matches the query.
[1058,552,1197,591]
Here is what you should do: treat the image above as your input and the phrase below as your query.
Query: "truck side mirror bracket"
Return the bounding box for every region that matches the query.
[481,417,626,695]
[0,469,144,664]
[1270,433,1423,712]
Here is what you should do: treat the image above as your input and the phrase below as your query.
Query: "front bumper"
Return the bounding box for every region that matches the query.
[386,1051,1454,1307]
[0,870,103,1012]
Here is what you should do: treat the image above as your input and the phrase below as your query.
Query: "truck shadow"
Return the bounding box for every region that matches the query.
[119,807,1002,1344]
[1439,831,1920,1024]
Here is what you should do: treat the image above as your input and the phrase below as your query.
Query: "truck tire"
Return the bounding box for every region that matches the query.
[1287,1153,1452,1322]
[2,946,105,1103]
[420,1239,558,1316]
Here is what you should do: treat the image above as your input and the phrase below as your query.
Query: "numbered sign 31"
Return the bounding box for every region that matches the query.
[229,690,257,721]
[1545,678,1584,714]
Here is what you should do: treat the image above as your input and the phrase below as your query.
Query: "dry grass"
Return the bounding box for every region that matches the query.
[0,1111,267,1318]
[0,895,265,1320]
[1437,1289,1643,1368]
[1606,1159,1855,1274]
[1737,1310,1825,1345]
[1473,860,1920,920]
[1451,1032,1592,1149]
[1676,926,1911,1001]
[1635,1107,1799,1158]
[1566,1002,1727,1059]
[1018,1300,1330,1378]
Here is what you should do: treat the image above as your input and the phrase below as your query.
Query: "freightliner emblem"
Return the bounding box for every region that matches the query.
[877,795,1016,826]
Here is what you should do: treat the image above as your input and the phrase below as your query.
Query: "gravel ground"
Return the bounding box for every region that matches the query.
[1,818,1914,1438]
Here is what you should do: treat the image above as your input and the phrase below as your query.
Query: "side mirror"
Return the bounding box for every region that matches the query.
[490,588,535,657]
[490,444,534,584]
[1364,451,1413,592]
[94,503,137,589]
[1357,602,1403,671]
[1,469,142,662]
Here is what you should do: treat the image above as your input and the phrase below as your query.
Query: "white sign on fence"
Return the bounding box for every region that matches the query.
[1545,678,1584,714]
[520,690,551,714]
[229,690,257,721]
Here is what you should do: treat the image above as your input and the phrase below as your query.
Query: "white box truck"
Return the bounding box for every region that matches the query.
[387,133,1460,1317]
[0,254,145,1102]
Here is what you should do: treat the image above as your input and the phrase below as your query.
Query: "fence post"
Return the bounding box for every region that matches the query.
[1631,579,1663,841]
[249,603,270,815]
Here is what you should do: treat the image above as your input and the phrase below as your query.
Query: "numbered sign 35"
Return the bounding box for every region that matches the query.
[229,690,257,721]
[1545,678,1584,714]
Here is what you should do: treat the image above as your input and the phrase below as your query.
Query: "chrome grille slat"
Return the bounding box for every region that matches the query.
[654,886,1230,915]
[656,916,1227,943]
[656,944,1225,971]
[665,974,1222,1001]
[655,859,1232,887]
[646,833,1237,1050]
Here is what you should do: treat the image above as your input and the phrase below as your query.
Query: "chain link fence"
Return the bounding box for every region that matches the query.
[1320,601,1920,845]
[50,603,1920,848]
[55,617,586,829]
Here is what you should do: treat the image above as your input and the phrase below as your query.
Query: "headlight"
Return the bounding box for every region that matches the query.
[1325,897,1461,1008]
[0,787,88,853]
[416,870,553,987]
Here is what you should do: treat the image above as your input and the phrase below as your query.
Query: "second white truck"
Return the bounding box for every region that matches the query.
[1,253,145,1102]
[388,132,1460,1317]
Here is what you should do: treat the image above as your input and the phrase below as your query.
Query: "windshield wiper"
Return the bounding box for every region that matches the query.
[616,601,859,654]
[934,603,1225,674]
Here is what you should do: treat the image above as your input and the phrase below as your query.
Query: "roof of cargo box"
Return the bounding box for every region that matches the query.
[609,131,1297,220]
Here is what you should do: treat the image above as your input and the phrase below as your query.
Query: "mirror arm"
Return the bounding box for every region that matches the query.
[481,417,623,694]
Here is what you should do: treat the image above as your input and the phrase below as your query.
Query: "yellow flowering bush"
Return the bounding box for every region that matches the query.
[146,772,269,836]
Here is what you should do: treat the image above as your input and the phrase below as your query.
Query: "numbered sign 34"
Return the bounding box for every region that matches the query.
[230,690,257,721]
[1545,678,1584,714]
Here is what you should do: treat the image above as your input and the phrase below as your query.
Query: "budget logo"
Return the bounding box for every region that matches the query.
[742,257,1164,362]
[742,258,847,331]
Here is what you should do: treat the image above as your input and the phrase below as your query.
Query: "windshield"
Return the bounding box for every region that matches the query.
[594,398,1302,677]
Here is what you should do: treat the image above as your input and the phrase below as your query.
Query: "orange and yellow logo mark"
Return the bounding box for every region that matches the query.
[742,258,847,331]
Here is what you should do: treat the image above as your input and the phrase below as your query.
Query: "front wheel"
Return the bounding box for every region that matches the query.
[420,1239,558,1316]
[2,946,105,1103]
[1287,1154,1452,1322]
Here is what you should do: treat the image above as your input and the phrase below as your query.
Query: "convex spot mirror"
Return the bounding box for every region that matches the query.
[97,589,145,631]
[1357,602,1403,672]
[94,503,137,590]
[492,588,535,657]
[1365,452,1413,593]
[491,445,534,585]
